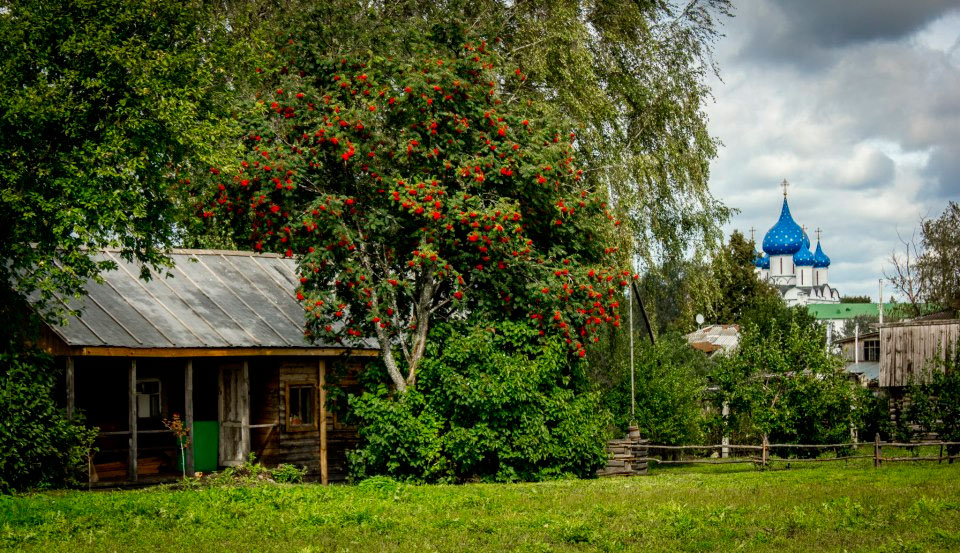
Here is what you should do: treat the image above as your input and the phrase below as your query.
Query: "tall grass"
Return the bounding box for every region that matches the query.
[2,462,959,552]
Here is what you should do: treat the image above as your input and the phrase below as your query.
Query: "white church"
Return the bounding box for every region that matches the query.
[754,181,840,307]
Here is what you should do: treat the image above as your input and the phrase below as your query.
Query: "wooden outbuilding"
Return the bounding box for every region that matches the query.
[879,319,960,388]
[36,249,377,485]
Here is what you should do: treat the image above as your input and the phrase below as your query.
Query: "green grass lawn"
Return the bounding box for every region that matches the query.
[2,460,959,552]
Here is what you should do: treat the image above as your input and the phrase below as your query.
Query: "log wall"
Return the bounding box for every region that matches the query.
[251,357,361,482]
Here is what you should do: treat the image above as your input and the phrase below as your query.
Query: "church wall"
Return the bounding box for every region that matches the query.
[815,268,828,286]
[771,255,794,277]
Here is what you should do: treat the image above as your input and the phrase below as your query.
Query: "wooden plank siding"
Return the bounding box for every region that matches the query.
[250,357,361,482]
[880,320,960,387]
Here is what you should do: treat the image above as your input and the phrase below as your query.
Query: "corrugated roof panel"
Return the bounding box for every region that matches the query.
[128,260,238,348]
[230,256,304,326]
[82,276,171,346]
[169,258,261,347]
[103,253,208,347]
[257,255,300,287]
[34,249,372,350]
[51,294,110,346]
[200,254,301,346]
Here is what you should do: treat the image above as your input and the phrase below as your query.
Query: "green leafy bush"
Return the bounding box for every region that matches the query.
[347,321,611,483]
[854,388,893,441]
[0,349,97,493]
[901,339,960,452]
[597,332,710,444]
[270,464,307,484]
[712,302,860,451]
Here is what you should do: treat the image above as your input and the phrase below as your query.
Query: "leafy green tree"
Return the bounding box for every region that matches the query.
[709,231,779,324]
[885,202,960,318]
[347,321,611,482]
[597,332,710,443]
[636,255,717,333]
[204,34,632,391]
[712,301,858,448]
[918,202,960,315]
[840,314,879,339]
[0,0,243,319]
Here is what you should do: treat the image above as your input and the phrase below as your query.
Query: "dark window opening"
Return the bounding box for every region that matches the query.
[864,340,880,362]
[286,384,316,431]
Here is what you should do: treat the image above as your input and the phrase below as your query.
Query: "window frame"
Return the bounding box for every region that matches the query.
[136,378,162,420]
[284,382,317,432]
[863,339,880,362]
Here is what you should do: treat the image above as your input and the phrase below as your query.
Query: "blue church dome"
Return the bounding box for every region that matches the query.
[801,229,810,250]
[762,198,805,255]
[813,241,831,268]
[794,244,815,266]
[753,251,771,269]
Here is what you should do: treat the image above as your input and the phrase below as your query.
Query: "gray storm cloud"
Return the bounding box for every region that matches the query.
[707,0,960,300]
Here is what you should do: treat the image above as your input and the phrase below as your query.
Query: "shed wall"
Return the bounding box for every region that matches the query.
[880,321,960,387]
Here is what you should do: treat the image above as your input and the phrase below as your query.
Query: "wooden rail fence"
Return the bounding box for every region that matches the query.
[639,434,960,469]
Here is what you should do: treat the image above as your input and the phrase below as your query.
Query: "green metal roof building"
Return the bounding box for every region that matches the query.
[806,303,898,320]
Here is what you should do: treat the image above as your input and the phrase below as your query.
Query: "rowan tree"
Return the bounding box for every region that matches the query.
[206,38,633,391]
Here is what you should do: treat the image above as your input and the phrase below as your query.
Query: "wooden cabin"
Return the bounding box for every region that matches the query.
[879,319,960,388]
[833,330,881,386]
[36,249,377,485]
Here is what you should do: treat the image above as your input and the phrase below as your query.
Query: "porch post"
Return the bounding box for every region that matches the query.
[319,359,328,485]
[65,356,75,420]
[184,359,195,477]
[128,358,138,482]
[240,360,250,461]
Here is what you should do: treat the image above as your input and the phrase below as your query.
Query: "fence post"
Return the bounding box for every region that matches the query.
[721,401,730,459]
[874,433,881,468]
[939,443,944,465]
[761,435,768,469]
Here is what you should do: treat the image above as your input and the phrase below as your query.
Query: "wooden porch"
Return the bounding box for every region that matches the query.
[62,351,372,487]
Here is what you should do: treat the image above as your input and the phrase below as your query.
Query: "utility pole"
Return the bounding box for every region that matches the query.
[628,283,635,421]
[879,279,884,325]
[855,323,859,365]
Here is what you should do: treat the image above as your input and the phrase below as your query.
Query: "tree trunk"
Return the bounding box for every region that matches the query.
[403,272,435,388]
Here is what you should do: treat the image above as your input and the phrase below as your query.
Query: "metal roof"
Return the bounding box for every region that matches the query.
[685,324,740,356]
[42,249,373,350]
[845,361,880,381]
[806,303,897,320]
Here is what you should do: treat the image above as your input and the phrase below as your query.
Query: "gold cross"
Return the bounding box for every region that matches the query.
[749,226,756,242]
[781,179,789,196]
[816,227,822,241]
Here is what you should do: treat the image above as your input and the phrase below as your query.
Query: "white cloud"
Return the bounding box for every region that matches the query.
[706,0,960,300]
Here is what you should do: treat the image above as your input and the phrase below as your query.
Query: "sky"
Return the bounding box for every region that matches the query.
[705,0,960,301]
